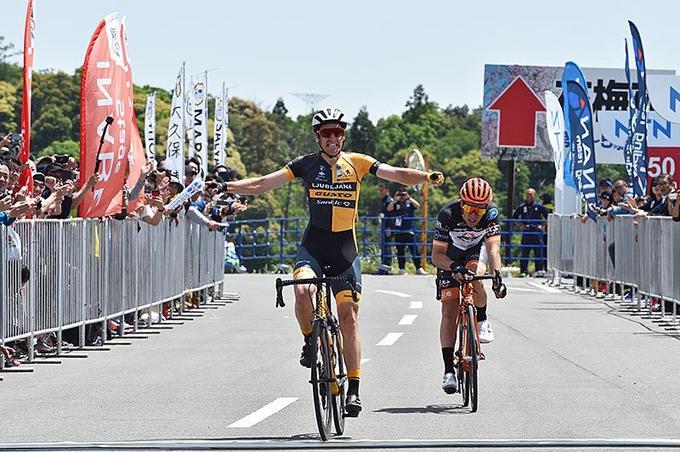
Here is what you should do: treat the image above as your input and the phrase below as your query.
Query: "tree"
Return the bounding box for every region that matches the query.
[272,98,289,119]
[38,140,80,160]
[403,84,438,123]
[348,106,376,154]
[0,81,17,133]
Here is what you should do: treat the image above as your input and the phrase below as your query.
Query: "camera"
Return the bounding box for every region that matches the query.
[7,133,22,154]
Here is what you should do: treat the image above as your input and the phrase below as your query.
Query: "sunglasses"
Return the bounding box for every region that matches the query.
[318,127,345,139]
[462,203,487,215]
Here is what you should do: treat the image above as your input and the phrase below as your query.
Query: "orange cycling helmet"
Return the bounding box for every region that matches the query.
[460,177,493,205]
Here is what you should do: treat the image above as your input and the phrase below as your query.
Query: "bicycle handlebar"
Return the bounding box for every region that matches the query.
[275,274,357,308]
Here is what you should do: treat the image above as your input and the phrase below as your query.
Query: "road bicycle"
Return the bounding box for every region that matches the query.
[437,270,503,413]
[275,274,357,441]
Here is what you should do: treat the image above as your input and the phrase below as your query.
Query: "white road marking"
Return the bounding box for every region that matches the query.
[409,301,423,309]
[375,290,411,298]
[527,282,561,293]
[506,287,540,292]
[360,358,371,364]
[398,314,417,325]
[377,332,403,346]
[227,398,298,428]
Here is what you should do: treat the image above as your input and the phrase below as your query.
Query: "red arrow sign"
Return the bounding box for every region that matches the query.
[488,76,545,148]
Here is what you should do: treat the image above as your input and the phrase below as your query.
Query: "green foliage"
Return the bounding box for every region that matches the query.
[0,81,18,132]
[38,140,80,159]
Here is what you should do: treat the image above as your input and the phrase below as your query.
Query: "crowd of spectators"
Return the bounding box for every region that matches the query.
[0,131,247,366]
[583,175,680,221]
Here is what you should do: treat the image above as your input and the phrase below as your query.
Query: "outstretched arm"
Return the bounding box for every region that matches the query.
[376,164,443,187]
[225,169,290,195]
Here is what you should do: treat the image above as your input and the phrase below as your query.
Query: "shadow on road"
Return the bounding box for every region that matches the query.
[374,403,470,415]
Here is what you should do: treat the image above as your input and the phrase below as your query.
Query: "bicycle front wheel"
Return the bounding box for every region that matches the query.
[330,326,346,435]
[311,323,333,441]
[466,304,479,412]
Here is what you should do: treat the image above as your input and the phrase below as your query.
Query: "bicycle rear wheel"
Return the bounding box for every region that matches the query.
[330,326,346,435]
[466,304,479,412]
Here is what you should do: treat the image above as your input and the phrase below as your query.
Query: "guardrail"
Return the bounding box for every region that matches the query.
[547,214,680,320]
[225,216,547,270]
[1,218,225,365]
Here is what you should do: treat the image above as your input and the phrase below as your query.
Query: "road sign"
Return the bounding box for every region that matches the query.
[488,77,545,147]
[482,64,675,162]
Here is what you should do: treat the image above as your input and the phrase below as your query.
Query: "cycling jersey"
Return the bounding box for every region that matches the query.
[283,152,381,232]
[433,200,501,257]
[434,200,501,292]
[284,151,382,297]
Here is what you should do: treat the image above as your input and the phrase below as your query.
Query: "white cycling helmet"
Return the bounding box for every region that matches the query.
[312,107,348,131]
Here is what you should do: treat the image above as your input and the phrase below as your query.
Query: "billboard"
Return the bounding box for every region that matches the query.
[482,64,675,164]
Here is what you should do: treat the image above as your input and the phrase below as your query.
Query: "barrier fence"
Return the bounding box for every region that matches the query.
[226,216,548,270]
[1,219,225,364]
[547,214,680,319]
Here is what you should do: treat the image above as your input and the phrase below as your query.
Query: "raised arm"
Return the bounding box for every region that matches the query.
[375,163,443,187]
[225,169,290,196]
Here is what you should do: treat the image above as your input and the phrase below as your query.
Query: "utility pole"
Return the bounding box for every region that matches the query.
[292,93,328,113]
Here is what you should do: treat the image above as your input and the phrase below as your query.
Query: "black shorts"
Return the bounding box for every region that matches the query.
[294,225,362,301]
[438,243,483,290]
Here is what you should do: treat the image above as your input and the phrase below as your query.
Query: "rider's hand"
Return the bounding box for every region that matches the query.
[427,171,445,186]
[450,264,474,283]
[492,270,507,299]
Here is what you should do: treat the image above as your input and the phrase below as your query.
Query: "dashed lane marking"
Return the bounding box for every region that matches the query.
[227,397,298,428]
[527,282,562,293]
[377,332,403,346]
[375,290,411,298]
[409,301,423,309]
[398,314,417,325]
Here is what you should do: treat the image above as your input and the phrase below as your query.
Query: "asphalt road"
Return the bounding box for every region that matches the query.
[1,274,679,450]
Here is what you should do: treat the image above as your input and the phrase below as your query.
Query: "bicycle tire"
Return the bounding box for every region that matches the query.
[467,304,479,412]
[330,326,346,435]
[311,323,333,440]
[458,321,470,407]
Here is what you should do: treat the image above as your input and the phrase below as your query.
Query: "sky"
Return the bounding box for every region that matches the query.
[3,0,680,122]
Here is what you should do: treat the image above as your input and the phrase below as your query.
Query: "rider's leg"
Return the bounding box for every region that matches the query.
[293,266,317,336]
[336,293,361,389]
[440,283,461,374]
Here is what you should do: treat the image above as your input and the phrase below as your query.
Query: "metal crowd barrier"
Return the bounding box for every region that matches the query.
[1,218,226,364]
[227,216,548,270]
[547,214,680,320]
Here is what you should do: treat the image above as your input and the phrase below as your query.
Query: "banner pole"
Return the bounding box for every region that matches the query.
[420,155,429,270]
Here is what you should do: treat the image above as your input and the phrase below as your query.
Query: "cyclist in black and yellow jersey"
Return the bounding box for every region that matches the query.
[225,107,444,417]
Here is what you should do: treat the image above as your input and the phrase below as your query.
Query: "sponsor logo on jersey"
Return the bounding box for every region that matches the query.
[309,189,357,200]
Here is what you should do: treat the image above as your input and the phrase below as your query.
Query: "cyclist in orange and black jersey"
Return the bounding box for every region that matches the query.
[431,177,507,394]
[225,107,444,417]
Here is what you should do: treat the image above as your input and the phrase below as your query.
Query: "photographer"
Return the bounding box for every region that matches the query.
[387,187,426,275]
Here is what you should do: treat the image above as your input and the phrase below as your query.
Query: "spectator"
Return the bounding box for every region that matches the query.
[512,188,549,277]
[377,183,394,275]
[387,187,427,275]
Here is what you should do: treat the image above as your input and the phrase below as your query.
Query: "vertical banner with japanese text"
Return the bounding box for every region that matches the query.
[165,63,185,182]
[213,81,226,166]
[565,80,598,206]
[144,93,156,162]
[79,13,135,218]
[190,71,208,176]
[19,0,35,192]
